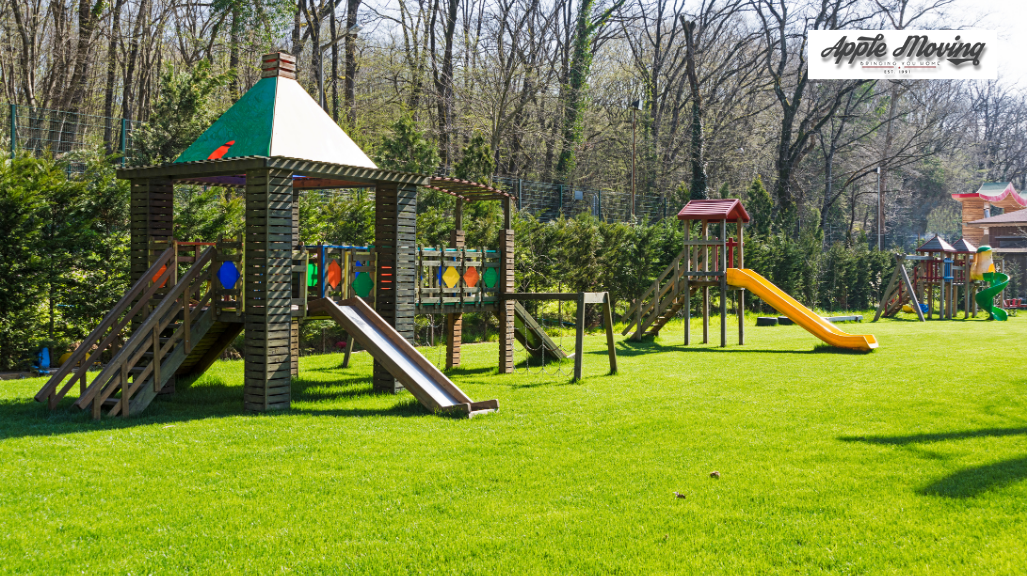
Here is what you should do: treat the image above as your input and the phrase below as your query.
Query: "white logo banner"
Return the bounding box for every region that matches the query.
[808,30,997,79]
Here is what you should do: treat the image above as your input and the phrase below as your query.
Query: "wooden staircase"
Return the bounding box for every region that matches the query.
[36,245,241,419]
[621,248,697,339]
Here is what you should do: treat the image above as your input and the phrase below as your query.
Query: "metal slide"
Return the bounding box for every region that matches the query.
[308,297,498,417]
[726,268,878,351]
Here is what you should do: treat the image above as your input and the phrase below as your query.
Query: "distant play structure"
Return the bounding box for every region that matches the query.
[874,236,977,322]
[971,245,1009,321]
[874,235,1015,322]
[34,52,613,420]
[623,199,877,352]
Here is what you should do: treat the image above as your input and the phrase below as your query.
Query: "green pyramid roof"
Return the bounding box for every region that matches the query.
[176,71,376,168]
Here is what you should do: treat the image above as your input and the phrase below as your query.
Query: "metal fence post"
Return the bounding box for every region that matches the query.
[10,104,16,159]
[558,184,564,213]
[517,178,522,211]
[120,118,128,166]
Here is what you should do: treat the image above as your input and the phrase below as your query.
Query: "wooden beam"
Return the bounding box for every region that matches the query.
[603,294,617,376]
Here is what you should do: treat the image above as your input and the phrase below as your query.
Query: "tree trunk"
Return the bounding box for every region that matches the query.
[330,9,339,121]
[683,20,707,200]
[103,0,127,154]
[344,0,361,123]
[230,4,241,98]
[432,0,459,167]
[121,0,149,121]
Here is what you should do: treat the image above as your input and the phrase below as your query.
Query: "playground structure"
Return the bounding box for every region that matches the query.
[874,236,979,322]
[33,52,615,420]
[874,181,1027,322]
[971,245,1010,321]
[623,199,877,352]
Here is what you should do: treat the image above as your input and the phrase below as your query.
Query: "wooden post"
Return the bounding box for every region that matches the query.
[447,200,464,369]
[120,363,129,419]
[152,324,161,392]
[874,255,902,321]
[720,219,727,348]
[964,267,971,319]
[701,221,709,344]
[243,167,294,412]
[498,199,515,374]
[573,292,585,382]
[291,181,301,377]
[373,182,417,393]
[736,217,744,345]
[130,177,174,286]
[130,177,175,392]
[603,293,617,375]
[341,334,354,368]
[684,220,691,345]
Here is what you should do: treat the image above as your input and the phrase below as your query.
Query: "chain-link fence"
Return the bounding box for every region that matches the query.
[5,104,137,168]
[494,176,670,224]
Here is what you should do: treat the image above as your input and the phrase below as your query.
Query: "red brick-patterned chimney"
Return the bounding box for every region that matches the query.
[261,52,297,80]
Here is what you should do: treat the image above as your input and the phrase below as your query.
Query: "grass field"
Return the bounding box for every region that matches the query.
[2,314,1027,574]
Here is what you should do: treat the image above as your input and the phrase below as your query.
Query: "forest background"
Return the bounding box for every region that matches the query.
[1,0,1023,369]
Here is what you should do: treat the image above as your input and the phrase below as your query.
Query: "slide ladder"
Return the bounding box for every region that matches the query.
[975,272,1009,321]
[37,246,239,418]
[726,268,877,351]
[309,297,498,417]
[622,248,696,338]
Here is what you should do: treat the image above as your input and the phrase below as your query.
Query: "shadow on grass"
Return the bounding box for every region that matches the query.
[614,339,870,356]
[839,427,1027,445]
[0,373,445,439]
[841,426,1027,498]
[917,456,1027,498]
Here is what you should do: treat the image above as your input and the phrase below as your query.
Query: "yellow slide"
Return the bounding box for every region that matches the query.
[726,268,878,351]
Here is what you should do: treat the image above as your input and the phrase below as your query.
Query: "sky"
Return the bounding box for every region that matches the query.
[949,0,1026,87]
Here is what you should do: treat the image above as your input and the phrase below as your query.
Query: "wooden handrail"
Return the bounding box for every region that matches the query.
[35,247,176,405]
[622,247,687,321]
[75,247,215,413]
[49,265,176,404]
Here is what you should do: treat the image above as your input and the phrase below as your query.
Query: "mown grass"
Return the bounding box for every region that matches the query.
[2,314,1027,574]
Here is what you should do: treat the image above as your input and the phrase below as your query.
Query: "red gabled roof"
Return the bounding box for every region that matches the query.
[676,199,751,222]
[951,182,1027,207]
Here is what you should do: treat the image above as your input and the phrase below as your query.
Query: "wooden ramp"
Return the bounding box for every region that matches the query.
[309,297,498,418]
[513,302,569,361]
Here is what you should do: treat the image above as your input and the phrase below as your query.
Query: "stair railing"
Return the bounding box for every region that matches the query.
[75,247,215,419]
[622,247,687,331]
[620,246,710,336]
[35,247,177,409]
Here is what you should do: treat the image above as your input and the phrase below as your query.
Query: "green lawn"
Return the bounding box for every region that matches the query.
[2,314,1027,574]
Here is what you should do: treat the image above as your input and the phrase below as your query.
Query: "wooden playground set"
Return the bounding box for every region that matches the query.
[621,199,878,352]
[32,53,900,423]
[34,53,617,420]
[874,181,1027,322]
